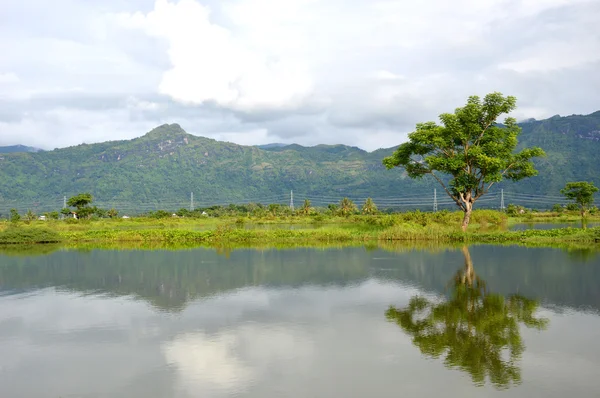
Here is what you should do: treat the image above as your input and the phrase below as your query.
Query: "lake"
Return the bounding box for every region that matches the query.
[1,244,599,397]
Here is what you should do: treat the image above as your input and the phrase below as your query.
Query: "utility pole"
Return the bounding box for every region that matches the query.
[500,189,505,211]
[62,195,67,219]
[433,189,438,212]
[290,190,294,211]
[190,192,194,211]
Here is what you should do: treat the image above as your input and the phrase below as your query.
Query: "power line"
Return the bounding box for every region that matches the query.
[2,189,598,215]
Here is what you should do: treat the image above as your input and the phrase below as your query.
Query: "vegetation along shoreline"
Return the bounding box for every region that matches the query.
[2,93,598,252]
[1,210,599,251]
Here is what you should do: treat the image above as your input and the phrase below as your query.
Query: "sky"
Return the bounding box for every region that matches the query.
[0,0,599,151]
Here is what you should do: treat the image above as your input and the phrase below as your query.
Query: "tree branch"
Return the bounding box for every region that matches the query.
[430,171,465,210]
[474,119,495,146]
[477,182,492,200]
[478,160,518,199]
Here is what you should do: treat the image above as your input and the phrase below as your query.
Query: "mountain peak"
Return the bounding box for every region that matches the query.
[144,123,187,139]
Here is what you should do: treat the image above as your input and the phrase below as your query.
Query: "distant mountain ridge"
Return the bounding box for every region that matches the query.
[0,112,598,213]
[255,143,289,149]
[0,145,41,153]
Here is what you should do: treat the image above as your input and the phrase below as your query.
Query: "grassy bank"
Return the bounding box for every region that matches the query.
[1,209,598,249]
[508,211,600,224]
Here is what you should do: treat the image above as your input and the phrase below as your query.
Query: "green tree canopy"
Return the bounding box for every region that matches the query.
[9,208,20,223]
[67,193,93,209]
[25,209,36,221]
[383,92,545,230]
[386,247,548,389]
[66,193,94,219]
[338,197,357,216]
[361,198,378,215]
[300,199,313,215]
[560,181,598,218]
[107,208,119,218]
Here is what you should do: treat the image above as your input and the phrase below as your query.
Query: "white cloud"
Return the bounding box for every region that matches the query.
[0,0,599,149]
[116,0,314,112]
[371,70,405,81]
[0,72,20,84]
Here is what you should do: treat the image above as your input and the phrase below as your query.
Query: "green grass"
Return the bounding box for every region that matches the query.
[1,210,598,250]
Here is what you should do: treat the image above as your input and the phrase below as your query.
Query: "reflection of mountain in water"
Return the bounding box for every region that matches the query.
[0,245,599,312]
[386,247,549,389]
[0,248,369,310]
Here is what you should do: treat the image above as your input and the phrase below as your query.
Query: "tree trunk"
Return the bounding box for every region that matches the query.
[461,246,474,286]
[461,202,473,232]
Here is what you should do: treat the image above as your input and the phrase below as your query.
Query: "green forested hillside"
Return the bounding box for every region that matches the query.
[512,111,600,195]
[0,145,41,153]
[0,124,431,212]
[0,112,598,213]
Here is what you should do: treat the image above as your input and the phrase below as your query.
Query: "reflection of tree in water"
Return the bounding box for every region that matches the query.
[386,246,548,389]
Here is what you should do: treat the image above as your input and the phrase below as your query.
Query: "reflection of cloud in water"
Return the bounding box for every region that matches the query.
[163,332,252,394]
[163,326,314,395]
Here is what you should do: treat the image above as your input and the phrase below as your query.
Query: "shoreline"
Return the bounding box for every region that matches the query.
[1,213,598,252]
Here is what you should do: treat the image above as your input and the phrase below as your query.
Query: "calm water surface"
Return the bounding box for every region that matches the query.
[1,245,600,397]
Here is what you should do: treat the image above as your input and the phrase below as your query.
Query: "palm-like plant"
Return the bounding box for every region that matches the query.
[25,209,36,221]
[361,198,378,215]
[300,199,312,215]
[339,197,357,216]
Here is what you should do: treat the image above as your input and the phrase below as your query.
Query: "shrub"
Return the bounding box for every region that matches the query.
[0,227,62,244]
[551,204,564,213]
[9,209,20,223]
[470,210,507,226]
[566,203,579,211]
[506,204,526,216]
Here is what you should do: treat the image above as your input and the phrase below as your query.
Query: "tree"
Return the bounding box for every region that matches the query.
[93,207,107,218]
[386,247,548,389]
[268,203,281,216]
[560,181,598,218]
[67,193,93,208]
[46,211,60,220]
[383,93,545,231]
[60,207,72,218]
[361,198,378,215]
[66,193,94,219]
[338,197,357,216]
[107,208,119,218]
[9,208,20,223]
[300,199,313,215]
[25,209,36,221]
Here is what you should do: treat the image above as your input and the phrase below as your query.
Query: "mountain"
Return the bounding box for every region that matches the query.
[255,143,289,149]
[0,123,425,213]
[0,145,41,153]
[514,111,600,195]
[0,112,598,213]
